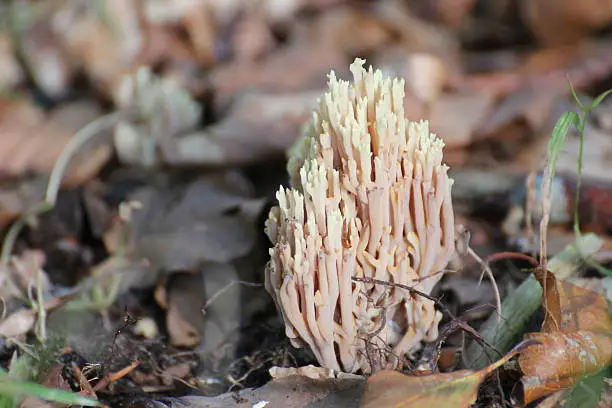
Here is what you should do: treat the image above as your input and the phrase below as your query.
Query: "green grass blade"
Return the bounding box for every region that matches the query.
[586,89,612,112]
[0,378,100,406]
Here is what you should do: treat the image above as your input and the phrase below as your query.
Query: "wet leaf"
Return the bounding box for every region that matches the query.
[520,331,612,403]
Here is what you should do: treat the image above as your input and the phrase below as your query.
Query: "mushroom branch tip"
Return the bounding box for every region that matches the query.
[264,57,456,373]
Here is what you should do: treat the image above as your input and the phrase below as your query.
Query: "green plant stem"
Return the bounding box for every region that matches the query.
[0,112,121,266]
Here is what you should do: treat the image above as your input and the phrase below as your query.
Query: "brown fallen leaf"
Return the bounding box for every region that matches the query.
[209,42,346,109]
[0,98,111,187]
[519,269,612,404]
[166,272,204,347]
[361,342,532,408]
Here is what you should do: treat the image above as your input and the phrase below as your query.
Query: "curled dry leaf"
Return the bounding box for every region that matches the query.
[361,342,531,408]
[520,331,612,403]
[519,269,612,404]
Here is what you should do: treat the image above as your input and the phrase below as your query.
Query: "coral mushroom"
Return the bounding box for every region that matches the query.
[264,58,455,373]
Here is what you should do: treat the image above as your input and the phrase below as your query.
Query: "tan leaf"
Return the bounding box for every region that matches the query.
[361,343,527,408]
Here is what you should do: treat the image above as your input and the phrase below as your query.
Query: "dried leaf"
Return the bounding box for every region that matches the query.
[361,343,529,408]
[0,309,36,338]
[209,43,346,108]
[166,273,204,347]
[0,99,111,186]
[55,0,142,93]
[269,365,339,380]
[519,270,612,404]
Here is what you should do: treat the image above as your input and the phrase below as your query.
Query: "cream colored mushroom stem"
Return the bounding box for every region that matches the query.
[265,58,455,373]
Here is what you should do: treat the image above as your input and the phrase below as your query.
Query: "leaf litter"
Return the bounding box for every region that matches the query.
[0,0,612,407]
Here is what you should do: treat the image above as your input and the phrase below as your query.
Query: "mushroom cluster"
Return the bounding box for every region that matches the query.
[264,58,455,373]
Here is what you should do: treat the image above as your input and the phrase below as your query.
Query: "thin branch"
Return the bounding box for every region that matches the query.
[467,246,502,323]
[202,280,263,316]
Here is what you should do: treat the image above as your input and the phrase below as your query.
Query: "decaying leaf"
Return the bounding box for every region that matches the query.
[361,342,530,408]
[519,269,612,404]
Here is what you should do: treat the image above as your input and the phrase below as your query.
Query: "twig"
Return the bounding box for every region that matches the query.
[466,246,502,323]
[92,361,141,392]
[71,363,97,399]
[351,276,454,319]
[202,280,263,316]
